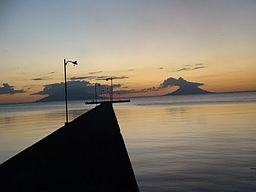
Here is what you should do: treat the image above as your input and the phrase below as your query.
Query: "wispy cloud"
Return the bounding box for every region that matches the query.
[70,75,129,81]
[31,71,56,81]
[70,76,95,80]
[96,76,128,80]
[31,77,52,81]
[88,71,103,75]
[112,76,129,80]
[176,64,207,72]
[176,67,191,71]
[193,66,206,70]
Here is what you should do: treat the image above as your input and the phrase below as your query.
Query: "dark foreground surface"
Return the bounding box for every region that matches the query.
[0,103,139,191]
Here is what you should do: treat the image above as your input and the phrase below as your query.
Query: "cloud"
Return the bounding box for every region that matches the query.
[160,77,203,88]
[176,64,207,72]
[112,76,128,80]
[31,77,52,81]
[176,67,191,71]
[70,75,129,81]
[70,76,95,80]
[33,81,95,102]
[0,83,25,95]
[31,71,56,81]
[96,76,128,80]
[95,76,110,80]
[32,80,122,102]
[33,81,90,95]
[192,66,206,70]
[160,77,209,95]
[88,71,102,75]
[106,76,209,96]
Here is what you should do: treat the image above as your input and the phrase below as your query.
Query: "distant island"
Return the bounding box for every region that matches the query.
[167,86,210,95]
[36,93,95,102]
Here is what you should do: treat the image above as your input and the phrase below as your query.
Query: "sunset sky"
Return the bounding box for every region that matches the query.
[0,0,256,103]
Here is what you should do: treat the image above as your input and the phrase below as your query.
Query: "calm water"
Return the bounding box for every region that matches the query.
[1,93,256,191]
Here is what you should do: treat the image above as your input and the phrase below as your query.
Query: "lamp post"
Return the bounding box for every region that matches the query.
[106,77,113,102]
[64,59,78,126]
[94,83,101,104]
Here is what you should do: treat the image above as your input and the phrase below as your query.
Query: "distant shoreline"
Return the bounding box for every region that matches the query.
[0,90,255,105]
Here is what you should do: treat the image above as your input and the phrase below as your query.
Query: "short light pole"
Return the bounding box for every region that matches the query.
[106,77,113,101]
[94,83,101,105]
[64,59,78,126]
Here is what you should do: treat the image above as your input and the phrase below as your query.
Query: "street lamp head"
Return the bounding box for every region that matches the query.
[72,61,78,65]
[64,60,78,66]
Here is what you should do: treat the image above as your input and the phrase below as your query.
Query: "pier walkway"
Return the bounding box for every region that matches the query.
[0,103,139,191]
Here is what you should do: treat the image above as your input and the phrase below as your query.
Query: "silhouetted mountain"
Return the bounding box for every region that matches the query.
[168,86,210,95]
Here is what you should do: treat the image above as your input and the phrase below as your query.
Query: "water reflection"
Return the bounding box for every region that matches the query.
[0,116,16,127]
[0,96,256,191]
[68,109,89,119]
[0,107,89,163]
[115,103,256,192]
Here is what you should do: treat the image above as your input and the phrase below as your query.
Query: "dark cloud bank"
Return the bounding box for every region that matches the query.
[33,77,210,102]
[0,83,25,95]
[33,81,116,102]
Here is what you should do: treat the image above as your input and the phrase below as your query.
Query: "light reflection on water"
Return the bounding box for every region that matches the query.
[115,102,256,192]
[0,93,256,191]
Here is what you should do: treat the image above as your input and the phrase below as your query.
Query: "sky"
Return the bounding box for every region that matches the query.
[0,0,256,103]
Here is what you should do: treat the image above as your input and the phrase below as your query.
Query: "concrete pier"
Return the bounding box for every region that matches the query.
[0,103,139,191]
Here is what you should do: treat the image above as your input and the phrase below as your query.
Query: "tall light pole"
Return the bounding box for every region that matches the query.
[64,59,78,126]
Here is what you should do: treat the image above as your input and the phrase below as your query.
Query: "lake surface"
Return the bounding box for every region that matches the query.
[1,93,256,191]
